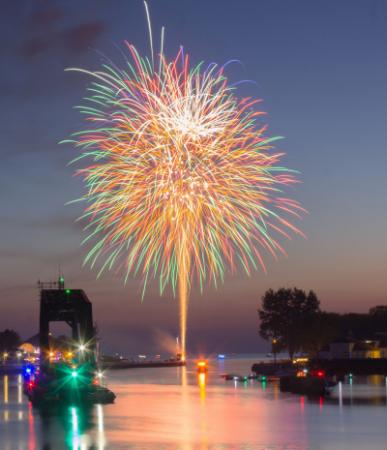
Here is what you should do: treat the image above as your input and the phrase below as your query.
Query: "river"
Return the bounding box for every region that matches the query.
[1,355,387,449]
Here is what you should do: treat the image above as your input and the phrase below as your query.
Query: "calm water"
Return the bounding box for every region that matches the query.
[1,355,387,449]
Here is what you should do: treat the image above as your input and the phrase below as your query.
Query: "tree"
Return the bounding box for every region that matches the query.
[0,329,21,353]
[258,288,320,359]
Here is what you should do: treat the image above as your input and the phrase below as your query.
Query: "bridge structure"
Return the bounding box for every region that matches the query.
[39,279,96,367]
[23,277,115,405]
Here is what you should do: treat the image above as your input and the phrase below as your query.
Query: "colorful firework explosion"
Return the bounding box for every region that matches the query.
[65,28,305,358]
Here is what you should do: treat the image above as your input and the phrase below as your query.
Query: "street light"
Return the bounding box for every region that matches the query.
[78,344,86,352]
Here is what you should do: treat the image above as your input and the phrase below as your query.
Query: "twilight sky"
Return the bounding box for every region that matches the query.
[1,0,386,355]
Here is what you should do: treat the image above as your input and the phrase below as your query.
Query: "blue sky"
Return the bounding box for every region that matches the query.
[1,0,386,354]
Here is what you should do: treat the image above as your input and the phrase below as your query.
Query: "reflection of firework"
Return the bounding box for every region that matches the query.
[66,34,304,358]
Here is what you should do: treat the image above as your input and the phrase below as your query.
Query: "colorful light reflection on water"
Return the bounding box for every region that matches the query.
[1,357,387,449]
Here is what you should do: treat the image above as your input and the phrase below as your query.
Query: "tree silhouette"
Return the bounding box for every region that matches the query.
[0,329,21,353]
[258,288,320,359]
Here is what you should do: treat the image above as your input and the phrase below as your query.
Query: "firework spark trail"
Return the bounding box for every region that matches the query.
[65,42,305,359]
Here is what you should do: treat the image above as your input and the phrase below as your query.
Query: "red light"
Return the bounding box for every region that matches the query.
[197,360,208,373]
[310,369,326,378]
[28,381,35,389]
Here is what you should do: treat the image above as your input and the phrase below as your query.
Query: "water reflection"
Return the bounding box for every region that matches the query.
[338,381,343,410]
[368,374,384,386]
[3,375,8,404]
[3,364,387,449]
[97,404,106,450]
[17,374,22,404]
[198,372,206,401]
[1,374,108,449]
[36,402,103,449]
[3,375,9,423]
[181,365,188,388]
[272,380,279,399]
[28,402,36,450]
[70,407,80,449]
[197,372,208,448]
[299,395,305,413]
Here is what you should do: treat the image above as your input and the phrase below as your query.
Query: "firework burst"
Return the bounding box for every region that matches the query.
[66,34,305,358]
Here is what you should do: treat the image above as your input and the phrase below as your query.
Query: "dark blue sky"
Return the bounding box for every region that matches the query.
[1,0,387,355]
